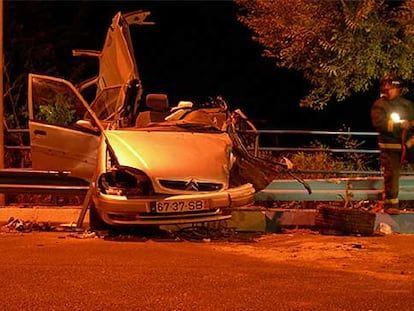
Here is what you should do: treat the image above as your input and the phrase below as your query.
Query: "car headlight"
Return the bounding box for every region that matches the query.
[98,166,154,196]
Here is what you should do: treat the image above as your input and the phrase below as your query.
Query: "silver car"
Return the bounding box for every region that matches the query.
[27,11,255,229]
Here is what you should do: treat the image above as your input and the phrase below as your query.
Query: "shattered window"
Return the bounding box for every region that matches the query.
[86,86,123,121]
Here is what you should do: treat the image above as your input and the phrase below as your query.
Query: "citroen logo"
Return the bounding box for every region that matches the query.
[185,179,199,191]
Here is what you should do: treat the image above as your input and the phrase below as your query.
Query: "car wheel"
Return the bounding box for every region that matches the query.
[89,202,110,231]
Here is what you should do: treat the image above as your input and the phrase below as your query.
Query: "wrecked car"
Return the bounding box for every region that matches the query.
[28,11,256,229]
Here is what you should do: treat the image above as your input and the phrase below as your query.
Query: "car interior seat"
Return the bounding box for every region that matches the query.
[135,94,169,127]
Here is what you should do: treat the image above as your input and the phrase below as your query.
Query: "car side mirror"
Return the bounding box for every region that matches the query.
[75,120,99,132]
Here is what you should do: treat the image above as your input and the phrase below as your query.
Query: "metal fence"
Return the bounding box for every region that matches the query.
[247,129,414,176]
[4,128,31,168]
[6,127,409,176]
[252,129,379,154]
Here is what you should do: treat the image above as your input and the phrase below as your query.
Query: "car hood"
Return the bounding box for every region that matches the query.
[104,130,233,184]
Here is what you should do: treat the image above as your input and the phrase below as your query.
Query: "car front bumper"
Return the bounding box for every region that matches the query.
[93,183,255,225]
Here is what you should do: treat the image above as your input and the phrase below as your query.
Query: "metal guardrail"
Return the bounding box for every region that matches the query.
[0,168,89,195]
[247,129,414,202]
[248,129,410,176]
[254,175,414,202]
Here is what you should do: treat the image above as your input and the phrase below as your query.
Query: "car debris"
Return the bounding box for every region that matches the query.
[68,231,99,239]
[1,217,56,233]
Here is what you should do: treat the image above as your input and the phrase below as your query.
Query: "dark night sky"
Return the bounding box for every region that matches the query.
[6,0,378,131]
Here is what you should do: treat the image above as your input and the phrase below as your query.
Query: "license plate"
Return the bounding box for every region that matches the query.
[150,199,208,213]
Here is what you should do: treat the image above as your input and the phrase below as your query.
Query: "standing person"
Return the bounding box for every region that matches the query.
[371,73,414,214]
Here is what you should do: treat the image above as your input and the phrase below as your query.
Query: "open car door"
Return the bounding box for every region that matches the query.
[73,10,151,126]
[28,74,102,182]
[27,11,152,181]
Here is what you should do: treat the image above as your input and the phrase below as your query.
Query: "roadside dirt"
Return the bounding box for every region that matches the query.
[3,216,414,281]
[212,230,414,280]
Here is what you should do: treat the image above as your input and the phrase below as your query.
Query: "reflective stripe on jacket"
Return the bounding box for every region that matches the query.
[378,142,402,150]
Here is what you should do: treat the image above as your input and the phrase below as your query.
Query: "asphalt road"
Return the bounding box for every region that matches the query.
[0,229,413,311]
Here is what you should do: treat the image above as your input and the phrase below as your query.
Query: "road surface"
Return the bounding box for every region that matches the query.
[0,229,413,310]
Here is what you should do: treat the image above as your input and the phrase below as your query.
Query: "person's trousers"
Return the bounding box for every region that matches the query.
[380,150,401,208]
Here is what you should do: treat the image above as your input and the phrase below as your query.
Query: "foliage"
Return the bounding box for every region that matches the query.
[335,127,377,171]
[36,94,76,126]
[235,0,414,109]
[278,128,377,179]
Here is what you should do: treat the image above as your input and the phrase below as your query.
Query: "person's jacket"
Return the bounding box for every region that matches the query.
[371,96,414,150]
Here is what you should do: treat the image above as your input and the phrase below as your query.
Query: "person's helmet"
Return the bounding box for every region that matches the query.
[380,73,402,90]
